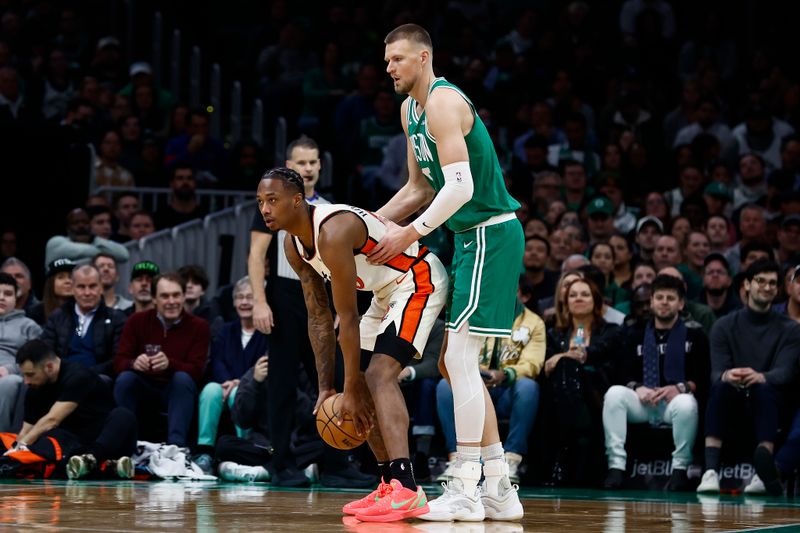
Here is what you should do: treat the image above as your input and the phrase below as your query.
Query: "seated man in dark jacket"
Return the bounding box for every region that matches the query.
[697,260,800,496]
[40,264,126,378]
[602,275,710,491]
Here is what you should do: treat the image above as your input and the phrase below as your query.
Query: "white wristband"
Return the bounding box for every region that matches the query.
[411,161,474,236]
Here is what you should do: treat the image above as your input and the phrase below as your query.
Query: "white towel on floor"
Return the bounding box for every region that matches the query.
[133,440,217,481]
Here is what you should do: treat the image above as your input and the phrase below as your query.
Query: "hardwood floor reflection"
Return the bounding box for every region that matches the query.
[0,481,798,532]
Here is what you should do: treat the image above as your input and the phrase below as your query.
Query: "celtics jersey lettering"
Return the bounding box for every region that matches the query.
[406,78,520,232]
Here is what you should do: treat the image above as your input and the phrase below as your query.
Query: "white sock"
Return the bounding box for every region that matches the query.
[481,442,504,462]
[455,444,481,467]
[444,323,485,444]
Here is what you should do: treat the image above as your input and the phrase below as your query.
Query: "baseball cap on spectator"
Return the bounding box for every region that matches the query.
[129,62,153,77]
[96,36,120,50]
[703,252,730,273]
[781,214,800,229]
[46,258,77,278]
[130,260,160,280]
[587,196,614,217]
[636,215,664,234]
[704,182,732,201]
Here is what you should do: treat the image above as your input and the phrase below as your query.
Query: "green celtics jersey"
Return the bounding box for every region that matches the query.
[406,78,520,232]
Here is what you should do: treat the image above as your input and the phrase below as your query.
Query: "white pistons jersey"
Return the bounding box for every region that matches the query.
[291,204,428,292]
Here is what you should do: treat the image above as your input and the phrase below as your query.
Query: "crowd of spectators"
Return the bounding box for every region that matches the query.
[2,0,800,494]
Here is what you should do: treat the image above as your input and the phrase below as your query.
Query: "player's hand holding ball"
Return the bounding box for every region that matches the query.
[339,384,374,437]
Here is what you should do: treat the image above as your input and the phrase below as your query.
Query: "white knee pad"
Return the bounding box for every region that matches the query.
[444,323,485,443]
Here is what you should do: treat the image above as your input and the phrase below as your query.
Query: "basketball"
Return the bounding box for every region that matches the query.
[316,393,367,450]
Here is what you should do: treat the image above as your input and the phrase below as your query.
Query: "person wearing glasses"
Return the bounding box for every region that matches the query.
[700,253,740,319]
[696,259,800,496]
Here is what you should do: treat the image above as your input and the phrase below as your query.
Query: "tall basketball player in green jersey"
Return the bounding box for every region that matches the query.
[368,24,524,522]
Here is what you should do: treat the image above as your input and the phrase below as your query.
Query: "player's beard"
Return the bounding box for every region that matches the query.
[654,311,678,326]
[394,77,414,95]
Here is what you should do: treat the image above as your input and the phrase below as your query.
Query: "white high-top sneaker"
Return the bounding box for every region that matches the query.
[218,461,271,482]
[696,470,720,493]
[481,459,523,521]
[420,461,485,522]
[744,474,766,494]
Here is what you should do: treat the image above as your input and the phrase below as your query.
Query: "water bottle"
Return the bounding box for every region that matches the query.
[574,324,585,348]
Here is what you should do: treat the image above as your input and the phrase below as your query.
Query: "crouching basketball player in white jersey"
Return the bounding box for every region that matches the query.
[257,167,447,523]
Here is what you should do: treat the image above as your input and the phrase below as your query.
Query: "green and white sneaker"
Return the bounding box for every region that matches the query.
[67,453,98,480]
[105,456,134,479]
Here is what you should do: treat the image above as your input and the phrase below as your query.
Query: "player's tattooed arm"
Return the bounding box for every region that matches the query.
[284,235,336,391]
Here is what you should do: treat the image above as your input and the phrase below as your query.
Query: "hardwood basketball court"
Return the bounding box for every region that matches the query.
[1,480,800,531]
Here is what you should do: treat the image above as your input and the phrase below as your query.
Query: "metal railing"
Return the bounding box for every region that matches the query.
[116,200,258,298]
[94,186,253,214]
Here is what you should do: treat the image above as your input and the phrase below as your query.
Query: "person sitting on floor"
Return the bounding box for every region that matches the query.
[11,340,138,479]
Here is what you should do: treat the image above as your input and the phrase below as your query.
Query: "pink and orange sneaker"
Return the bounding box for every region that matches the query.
[342,478,393,515]
[355,479,429,523]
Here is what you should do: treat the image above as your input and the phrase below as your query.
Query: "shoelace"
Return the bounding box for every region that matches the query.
[438,478,483,502]
[435,481,458,503]
[376,482,393,498]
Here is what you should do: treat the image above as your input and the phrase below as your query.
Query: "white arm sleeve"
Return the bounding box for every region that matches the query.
[411,161,473,236]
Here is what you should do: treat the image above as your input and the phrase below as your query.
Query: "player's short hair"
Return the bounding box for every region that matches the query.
[651,274,686,300]
[261,167,304,195]
[286,135,319,160]
[384,24,433,50]
[525,235,551,255]
[0,272,17,293]
[744,259,781,282]
[1,257,31,280]
[16,339,57,366]
[177,264,209,290]
[152,272,187,297]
